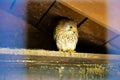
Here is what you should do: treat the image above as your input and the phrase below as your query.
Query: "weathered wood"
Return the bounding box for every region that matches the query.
[37,1,85,32]
[0,48,120,66]
[78,19,117,45]
[58,0,120,33]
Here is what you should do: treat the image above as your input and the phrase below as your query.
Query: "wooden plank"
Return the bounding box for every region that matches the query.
[37,1,85,28]
[58,0,120,33]
[78,19,117,45]
[0,48,120,66]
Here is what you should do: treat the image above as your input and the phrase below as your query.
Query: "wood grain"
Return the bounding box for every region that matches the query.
[0,48,120,66]
[58,0,120,33]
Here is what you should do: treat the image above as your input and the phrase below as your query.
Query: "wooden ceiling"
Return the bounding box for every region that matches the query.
[0,0,120,54]
[59,0,120,33]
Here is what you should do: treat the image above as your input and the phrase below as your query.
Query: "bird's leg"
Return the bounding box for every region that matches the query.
[59,49,66,53]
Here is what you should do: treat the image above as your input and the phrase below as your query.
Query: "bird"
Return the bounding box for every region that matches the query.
[54,18,78,54]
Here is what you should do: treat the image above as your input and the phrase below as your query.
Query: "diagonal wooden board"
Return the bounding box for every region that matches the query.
[0,48,120,67]
[58,0,120,33]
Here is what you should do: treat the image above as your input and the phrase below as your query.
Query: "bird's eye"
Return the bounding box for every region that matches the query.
[70,26,72,29]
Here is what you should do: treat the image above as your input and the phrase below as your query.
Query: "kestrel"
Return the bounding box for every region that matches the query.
[54,19,78,53]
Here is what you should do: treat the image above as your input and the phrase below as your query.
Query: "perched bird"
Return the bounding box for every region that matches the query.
[54,19,78,53]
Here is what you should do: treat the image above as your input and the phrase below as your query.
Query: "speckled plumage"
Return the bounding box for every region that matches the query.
[54,19,78,53]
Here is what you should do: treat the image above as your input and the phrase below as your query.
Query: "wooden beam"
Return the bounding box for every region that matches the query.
[58,0,120,33]
[0,48,120,66]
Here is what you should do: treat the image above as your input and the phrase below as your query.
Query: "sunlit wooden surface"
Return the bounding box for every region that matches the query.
[59,0,120,33]
[0,48,120,66]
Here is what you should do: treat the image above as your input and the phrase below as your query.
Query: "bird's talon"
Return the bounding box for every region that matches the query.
[67,50,75,54]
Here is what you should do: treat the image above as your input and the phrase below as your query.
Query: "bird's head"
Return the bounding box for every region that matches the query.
[64,21,78,34]
[56,19,78,35]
